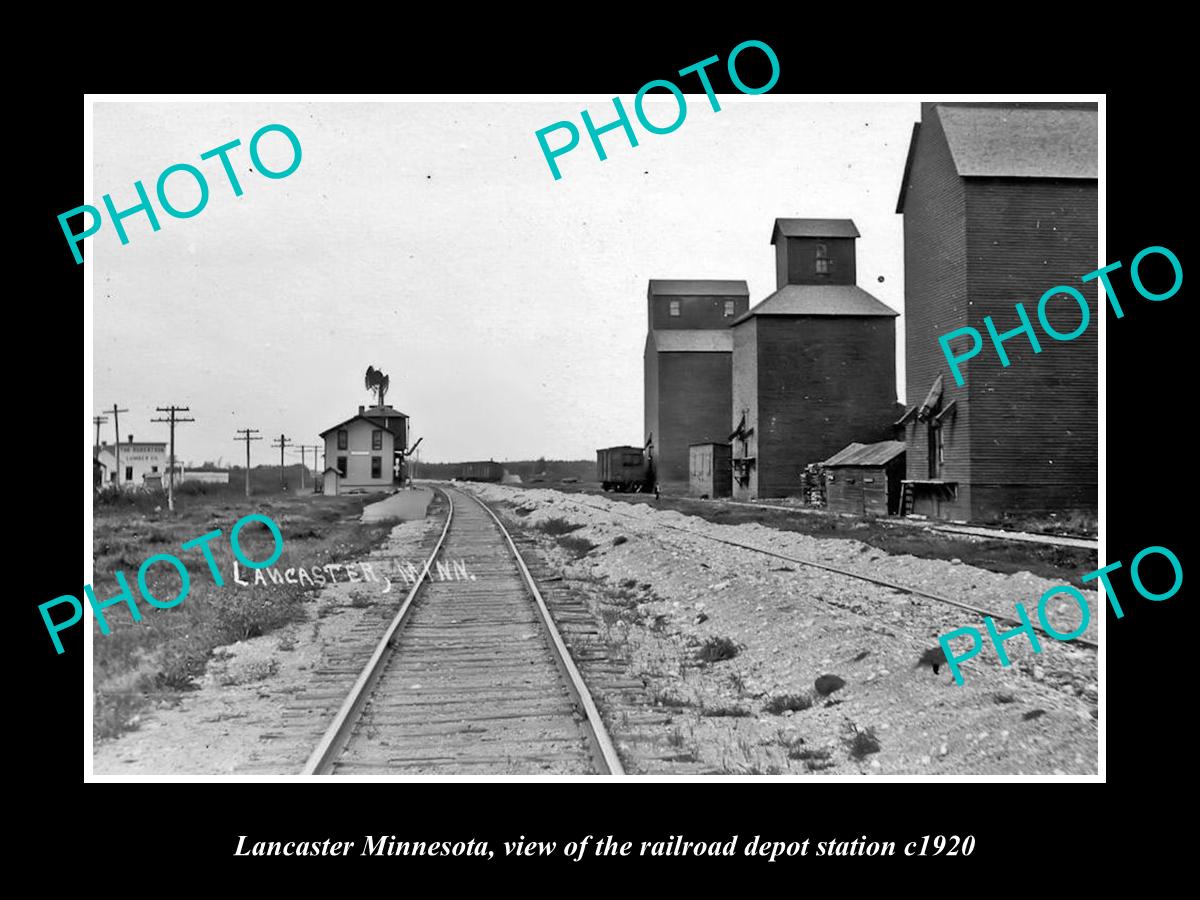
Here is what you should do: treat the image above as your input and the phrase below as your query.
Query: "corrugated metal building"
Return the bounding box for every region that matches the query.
[730,219,899,499]
[644,279,749,489]
[823,440,906,516]
[896,103,1098,520]
[689,442,732,498]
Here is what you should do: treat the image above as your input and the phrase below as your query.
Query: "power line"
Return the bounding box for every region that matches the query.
[106,405,128,487]
[271,434,293,491]
[234,428,263,498]
[151,406,195,512]
[291,444,322,491]
[92,415,109,458]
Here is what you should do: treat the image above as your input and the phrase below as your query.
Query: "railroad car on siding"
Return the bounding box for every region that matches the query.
[459,461,505,482]
[596,445,654,492]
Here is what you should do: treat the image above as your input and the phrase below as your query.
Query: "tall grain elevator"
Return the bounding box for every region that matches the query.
[895,102,1098,521]
[644,279,750,490]
[731,219,899,500]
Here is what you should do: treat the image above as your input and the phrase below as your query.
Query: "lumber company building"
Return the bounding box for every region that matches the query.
[895,102,1098,520]
[94,437,167,488]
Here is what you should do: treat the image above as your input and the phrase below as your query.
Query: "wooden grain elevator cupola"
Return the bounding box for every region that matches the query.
[771,218,861,289]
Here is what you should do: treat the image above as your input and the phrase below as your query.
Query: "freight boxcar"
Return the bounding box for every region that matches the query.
[596,446,653,492]
[459,461,504,482]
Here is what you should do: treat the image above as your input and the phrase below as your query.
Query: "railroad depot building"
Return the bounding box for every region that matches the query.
[319,404,409,494]
[730,219,899,500]
[644,279,749,489]
[895,102,1098,520]
[94,437,167,488]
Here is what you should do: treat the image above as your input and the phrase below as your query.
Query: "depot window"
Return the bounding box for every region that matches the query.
[371,456,382,478]
[669,300,680,316]
[337,429,348,450]
[336,456,347,477]
[372,429,383,451]
[724,300,735,316]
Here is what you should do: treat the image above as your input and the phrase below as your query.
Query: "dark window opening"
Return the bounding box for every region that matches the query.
[928,425,941,478]
[337,456,347,477]
[371,456,382,479]
[337,429,348,450]
[125,466,133,481]
[371,429,383,451]
[815,242,833,275]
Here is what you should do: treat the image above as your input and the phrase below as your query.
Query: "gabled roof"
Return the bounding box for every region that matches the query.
[823,440,906,467]
[648,279,749,297]
[771,219,860,242]
[649,330,734,352]
[938,105,1098,179]
[319,412,407,438]
[897,105,1098,213]
[733,285,899,323]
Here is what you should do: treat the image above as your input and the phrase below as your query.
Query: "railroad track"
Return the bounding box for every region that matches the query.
[301,486,623,776]
[489,485,1099,653]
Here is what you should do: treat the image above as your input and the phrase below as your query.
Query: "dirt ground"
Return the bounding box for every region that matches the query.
[469,484,1099,776]
[93,483,1098,777]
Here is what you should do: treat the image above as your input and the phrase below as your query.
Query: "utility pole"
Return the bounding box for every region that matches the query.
[271,434,292,491]
[107,405,128,487]
[151,406,195,512]
[293,444,321,491]
[234,428,262,498]
[92,415,109,455]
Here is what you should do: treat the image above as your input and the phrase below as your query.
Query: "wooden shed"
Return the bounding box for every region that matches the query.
[689,442,731,498]
[823,441,906,516]
[323,466,341,496]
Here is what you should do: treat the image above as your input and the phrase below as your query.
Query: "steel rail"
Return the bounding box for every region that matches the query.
[301,489,456,775]
[466,491,626,775]
[519,489,1099,653]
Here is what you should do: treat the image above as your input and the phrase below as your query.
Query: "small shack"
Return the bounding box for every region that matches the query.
[323,466,341,496]
[823,440,906,516]
[689,442,732,498]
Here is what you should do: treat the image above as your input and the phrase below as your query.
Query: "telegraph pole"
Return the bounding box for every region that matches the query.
[292,444,321,490]
[234,428,262,498]
[151,406,195,512]
[92,415,109,455]
[107,405,128,487]
[271,434,292,491]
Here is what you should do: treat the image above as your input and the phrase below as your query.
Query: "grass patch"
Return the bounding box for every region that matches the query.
[763,693,813,714]
[92,490,394,742]
[696,636,740,664]
[789,746,835,771]
[557,535,597,558]
[845,727,882,760]
[536,517,584,536]
[701,703,752,718]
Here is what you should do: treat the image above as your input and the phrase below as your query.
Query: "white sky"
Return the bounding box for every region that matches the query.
[92,99,917,465]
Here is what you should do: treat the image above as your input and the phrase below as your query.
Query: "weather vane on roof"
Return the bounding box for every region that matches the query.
[364,365,390,408]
